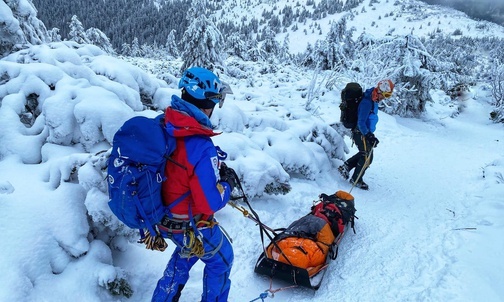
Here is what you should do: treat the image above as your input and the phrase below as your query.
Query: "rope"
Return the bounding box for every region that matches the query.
[227,164,300,299]
[138,229,168,252]
[265,277,299,296]
[177,219,221,258]
[227,198,276,234]
[248,279,299,302]
[182,229,205,258]
[249,291,269,302]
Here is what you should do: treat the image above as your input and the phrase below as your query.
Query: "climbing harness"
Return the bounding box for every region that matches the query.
[178,219,221,258]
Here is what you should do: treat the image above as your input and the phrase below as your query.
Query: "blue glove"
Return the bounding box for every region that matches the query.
[365,132,379,147]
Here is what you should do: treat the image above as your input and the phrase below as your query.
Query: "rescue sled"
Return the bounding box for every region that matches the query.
[254,191,356,289]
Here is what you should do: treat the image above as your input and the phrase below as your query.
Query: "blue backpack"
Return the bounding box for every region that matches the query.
[107,114,175,235]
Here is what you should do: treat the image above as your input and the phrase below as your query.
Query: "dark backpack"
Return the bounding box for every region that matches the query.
[107,114,174,235]
[339,82,363,129]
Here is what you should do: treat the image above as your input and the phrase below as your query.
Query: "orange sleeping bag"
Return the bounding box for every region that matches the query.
[264,190,355,277]
[266,216,335,275]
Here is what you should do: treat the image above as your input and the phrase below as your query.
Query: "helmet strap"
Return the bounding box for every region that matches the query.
[181,89,216,109]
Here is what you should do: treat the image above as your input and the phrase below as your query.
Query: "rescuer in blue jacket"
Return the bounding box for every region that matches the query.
[338,79,394,190]
[152,67,236,302]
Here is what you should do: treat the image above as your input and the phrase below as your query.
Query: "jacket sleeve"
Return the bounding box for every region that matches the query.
[357,98,373,135]
[188,142,231,215]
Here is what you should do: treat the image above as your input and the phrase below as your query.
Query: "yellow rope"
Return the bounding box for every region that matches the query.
[139,230,168,252]
[184,230,205,257]
[227,201,249,217]
[181,220,219,258]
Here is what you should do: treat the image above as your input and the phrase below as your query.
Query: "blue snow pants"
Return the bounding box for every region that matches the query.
[151,225,233,302]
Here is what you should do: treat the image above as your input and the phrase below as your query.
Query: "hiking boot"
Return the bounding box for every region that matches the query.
[351,179,369,190]
[338,164,350,179]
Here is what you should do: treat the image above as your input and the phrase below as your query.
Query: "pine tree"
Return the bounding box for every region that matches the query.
[165,29,179,58]
[278,34,292,63]
[130,37,141,57]
[260,27,281,59]
[0,0,48,56]
[86,28,114,54]
[180,0,225,72]
[121,43,131,56]
[47,28,62,42]
[323,17,354,70]
[225,33,250,60]
[68,15,90,44]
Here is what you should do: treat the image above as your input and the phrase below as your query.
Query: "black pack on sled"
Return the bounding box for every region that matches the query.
[254,190,356,289]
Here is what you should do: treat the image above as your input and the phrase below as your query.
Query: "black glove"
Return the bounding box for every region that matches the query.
[219,162,237,192]
[365,132,379,147]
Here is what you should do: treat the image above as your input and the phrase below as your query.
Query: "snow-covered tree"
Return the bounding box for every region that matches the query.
[260,27,281,60]
[130,37,141,57]
[297,42,316,67]
[322,17,354,70]
[0,0,49,57]
[225,33,250,60]
[165,29,179,58]
[278,34,292,63]
[47,28,61,42]
[140,43,154,58]
[86,27,114,54]
[387,35,434,116]
[121,43,131,56]
[180,0,225,72]
[490,62,504,123]
[246,37,264,62]
[68,15,89,44]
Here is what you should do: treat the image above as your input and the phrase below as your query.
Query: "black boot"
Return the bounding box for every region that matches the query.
[351,178,369,190]
[338,163,350,179]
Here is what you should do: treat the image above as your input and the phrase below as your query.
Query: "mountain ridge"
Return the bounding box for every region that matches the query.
[31,0,504,54]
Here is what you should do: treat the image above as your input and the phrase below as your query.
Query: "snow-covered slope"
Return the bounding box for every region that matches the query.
[213,0,504,53]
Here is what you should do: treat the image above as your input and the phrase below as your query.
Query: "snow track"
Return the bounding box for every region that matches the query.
[230,98,504,302]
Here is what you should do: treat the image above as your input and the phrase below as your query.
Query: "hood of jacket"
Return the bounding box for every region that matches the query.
[164,98,220,138]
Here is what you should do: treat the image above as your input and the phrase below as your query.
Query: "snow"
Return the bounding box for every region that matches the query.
[214,0,504,54]
[0,43,503,302]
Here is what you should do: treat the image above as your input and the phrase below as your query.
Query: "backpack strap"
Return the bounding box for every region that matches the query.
[132,193,157,236]
[164,191,191,219]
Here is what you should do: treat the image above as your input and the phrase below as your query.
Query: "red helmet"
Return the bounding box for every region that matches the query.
[377,79,394,98]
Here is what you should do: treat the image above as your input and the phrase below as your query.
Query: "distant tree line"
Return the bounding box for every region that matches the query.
[32,0,192,51]
[31,0,360,54]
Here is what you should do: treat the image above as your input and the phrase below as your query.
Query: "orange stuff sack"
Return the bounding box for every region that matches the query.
[266,215,335,275]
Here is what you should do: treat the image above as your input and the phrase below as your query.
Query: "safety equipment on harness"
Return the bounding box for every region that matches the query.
[138,229,168,252]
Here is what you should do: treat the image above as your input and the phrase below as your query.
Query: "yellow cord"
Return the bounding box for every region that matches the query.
[184,230,205,258]
[182,220,219,258]
[139,230,168,252]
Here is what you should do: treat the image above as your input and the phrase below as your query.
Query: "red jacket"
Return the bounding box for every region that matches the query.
[161,107,231,219]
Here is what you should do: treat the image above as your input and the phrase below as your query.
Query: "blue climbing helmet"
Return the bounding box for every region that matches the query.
[178,67,232,109]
